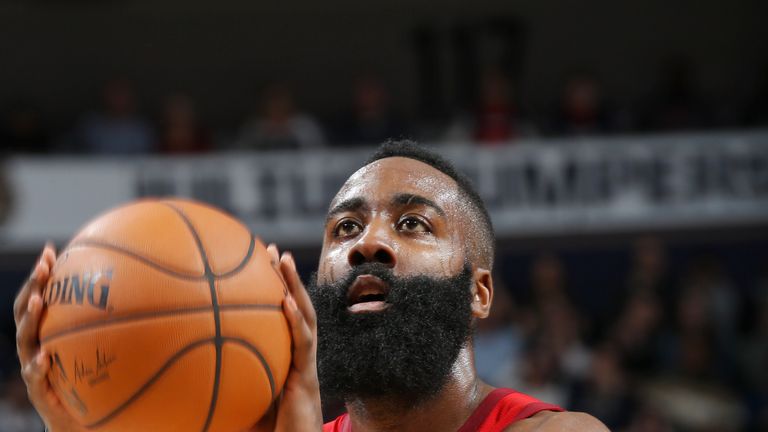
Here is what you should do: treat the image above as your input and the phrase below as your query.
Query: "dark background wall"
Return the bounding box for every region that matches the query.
[1,0,766,128]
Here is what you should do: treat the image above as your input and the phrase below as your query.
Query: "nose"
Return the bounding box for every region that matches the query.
[347,224,397,268]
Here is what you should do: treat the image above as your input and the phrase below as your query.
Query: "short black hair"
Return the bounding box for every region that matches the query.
[366,139,495,269]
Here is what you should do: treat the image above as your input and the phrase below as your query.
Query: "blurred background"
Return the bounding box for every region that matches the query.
[1,0,767,431]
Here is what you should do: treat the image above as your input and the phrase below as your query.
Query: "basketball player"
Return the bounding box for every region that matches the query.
[15,140,608,431]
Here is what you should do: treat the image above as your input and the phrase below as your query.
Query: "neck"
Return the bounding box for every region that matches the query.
[344,346,494,432]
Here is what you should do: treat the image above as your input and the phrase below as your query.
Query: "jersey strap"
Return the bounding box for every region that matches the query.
[457,388,563,432]
[322,412,349,432]
[323,388,563,432]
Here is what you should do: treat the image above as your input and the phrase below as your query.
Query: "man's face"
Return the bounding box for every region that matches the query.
[309,157,477,403]
[317,157,470,285]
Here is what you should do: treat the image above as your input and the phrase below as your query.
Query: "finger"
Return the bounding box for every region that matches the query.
[22,349,51,392]
[41,241,57,270]
[17,293,43,365]
[22,350,53,419]
[37,242,58,298]
[31,256,52,298]
[266,243,280,268]
[266,244,288,291]
[279,253,316,329]
[13,262,43,325]
[13,243,54,323]
[28,348,83,431]
[283,294,314,367]
[22,348,64,420]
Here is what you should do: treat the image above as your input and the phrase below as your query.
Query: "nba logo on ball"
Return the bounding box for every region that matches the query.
[39,199,292,432]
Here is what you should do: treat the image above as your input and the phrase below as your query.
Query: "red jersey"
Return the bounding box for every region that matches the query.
[322,388,563,432]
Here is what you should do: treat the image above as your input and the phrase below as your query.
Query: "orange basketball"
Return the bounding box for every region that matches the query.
[39,199,291,432]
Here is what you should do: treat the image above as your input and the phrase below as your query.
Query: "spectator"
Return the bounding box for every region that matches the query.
[740,275,768,431]
[680,256,740,373]
[472,69,520,144]
[538,301,591,382]
[527,252,572,310]
[608,237,673,373]
[666,285,719,380]
[495,253,590,405]
[157,93,212,154]
[333,76,407,146]
[610,290,664,376]
[473,279,524,386]
[79,78,155,154]
[510,339,569,408]
[626,236,672,298]
[568,343,635,430]
[443,69,522,144]
[623,404,675,432]
[551,74,611,136]
[641,377,746,431]
[659,261,739,388]
[236,84,325,151]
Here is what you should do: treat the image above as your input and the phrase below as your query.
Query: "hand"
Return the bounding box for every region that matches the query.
[250,244,323,432]
[14,243,85,432]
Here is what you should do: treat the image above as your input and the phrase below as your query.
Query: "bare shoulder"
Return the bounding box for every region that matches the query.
[504,410,610,432]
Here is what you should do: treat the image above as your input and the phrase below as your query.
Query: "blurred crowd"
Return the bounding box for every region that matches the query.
[1,56,767,432]
[3,61,768,155]
[474,238,768,432]
[0,237,766,431]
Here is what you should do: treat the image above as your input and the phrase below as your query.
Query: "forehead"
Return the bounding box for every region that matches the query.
[331,157,463,211]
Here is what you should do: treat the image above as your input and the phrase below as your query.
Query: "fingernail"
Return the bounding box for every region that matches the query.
[288,253,297,271]
[286,294,297,311]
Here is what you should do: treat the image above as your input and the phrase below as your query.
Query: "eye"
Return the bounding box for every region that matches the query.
[397,215,431,234]
[333,219,363,238]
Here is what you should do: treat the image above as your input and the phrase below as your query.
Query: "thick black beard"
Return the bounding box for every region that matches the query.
[308,262,474,405]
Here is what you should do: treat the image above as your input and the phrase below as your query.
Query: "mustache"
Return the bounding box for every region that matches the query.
[313,262,397,299]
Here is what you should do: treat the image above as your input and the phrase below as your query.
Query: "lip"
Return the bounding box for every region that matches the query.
[348,300,390,313]
[346,274,391,313]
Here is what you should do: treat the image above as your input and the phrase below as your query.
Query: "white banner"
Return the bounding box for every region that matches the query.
[1,132,767,250]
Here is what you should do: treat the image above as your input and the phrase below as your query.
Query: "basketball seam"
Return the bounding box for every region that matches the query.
[40,304,283,345]
[217,234,257,278]
[222,337,277,399]
[83,337,277,430]
[64,240,204,280]
[84,338,213,429]
[64,236,258,280]
[163,202,224,432]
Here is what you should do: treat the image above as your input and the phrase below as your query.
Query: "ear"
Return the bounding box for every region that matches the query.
[471,267,493,319]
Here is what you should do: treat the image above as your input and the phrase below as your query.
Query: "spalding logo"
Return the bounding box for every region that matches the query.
[45,270,112,310]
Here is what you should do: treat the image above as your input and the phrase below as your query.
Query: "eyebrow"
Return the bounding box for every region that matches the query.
[391,193,446,217]
[325,193,446,223]
[326,197,369,222]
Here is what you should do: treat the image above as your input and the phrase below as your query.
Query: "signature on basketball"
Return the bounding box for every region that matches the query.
[74,348,116,386]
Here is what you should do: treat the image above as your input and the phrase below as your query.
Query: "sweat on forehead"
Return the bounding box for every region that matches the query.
[330,157,464,210]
